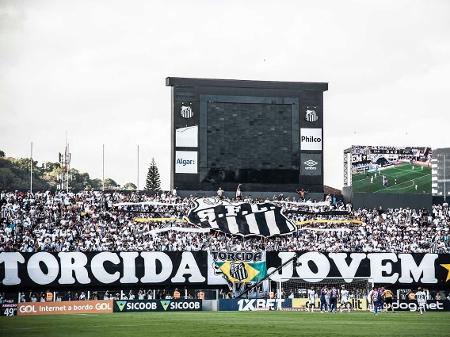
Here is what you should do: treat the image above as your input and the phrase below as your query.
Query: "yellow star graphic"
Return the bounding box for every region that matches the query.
[440,264,450,282]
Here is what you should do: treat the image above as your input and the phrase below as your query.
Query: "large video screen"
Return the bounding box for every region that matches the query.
[202,101,299,184]
[351,145,432,194]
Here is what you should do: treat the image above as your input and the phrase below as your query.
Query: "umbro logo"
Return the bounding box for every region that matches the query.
[304,159,318,171]
[304,160,318,167]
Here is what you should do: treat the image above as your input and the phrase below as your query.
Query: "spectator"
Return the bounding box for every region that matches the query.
[0,191,448,254]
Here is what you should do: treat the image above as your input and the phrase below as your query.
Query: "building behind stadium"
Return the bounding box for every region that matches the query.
[432,148,450,201]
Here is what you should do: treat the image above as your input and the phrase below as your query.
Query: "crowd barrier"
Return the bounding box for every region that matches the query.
[3,299,450,316]
[387,300,450,312]
[202,299,218,311]
[113,299,202,312]
[290,298,368,311]
[17,300,113,316]
[218,299,292,311]
[1,299,17,316]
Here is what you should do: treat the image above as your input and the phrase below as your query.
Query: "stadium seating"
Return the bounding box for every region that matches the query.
[0,191,448,253]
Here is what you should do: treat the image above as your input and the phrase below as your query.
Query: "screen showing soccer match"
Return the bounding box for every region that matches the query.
[351,145,432,194]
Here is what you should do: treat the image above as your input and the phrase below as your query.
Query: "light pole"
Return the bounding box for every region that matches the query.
[137,145,140,191]
[102,144,105,192]
[30,142,33,194]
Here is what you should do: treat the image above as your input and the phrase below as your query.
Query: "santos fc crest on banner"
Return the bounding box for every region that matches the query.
[211,251,267,284]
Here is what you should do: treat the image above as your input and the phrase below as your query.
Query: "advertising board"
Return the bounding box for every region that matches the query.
[17,300,113,316]
[114,299,202,312]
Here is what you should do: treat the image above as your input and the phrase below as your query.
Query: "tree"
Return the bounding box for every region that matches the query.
[145,158,161,191]
[123,182,137,191]
[0,154,119,192]
[0,157,50,191]
[90,178,103,190]
[104,178,119,190]
[0,150,5,158]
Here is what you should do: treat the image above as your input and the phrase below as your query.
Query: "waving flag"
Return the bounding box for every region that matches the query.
[187,198,295,237]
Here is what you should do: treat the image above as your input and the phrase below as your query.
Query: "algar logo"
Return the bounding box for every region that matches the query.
[176,158,195,166]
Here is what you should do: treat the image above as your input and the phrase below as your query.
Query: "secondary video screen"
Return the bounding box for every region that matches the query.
[351,145,432,194]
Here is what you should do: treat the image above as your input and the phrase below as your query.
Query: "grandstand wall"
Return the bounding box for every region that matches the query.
[350,191,432,210]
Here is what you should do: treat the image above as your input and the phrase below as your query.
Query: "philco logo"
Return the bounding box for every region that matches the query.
[180,105,194,119]
[301,135,321,143]
[161,300,170,311]
[176,158,195,166]
[305,107,318,122]
[116,301,127,312]
[300,128,322,151]
[304,160,318,170]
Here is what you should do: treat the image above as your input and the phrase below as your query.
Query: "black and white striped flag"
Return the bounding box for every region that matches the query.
[187,198,296,237]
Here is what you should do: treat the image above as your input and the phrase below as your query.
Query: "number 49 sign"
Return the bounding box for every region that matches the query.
[1,303,18,316]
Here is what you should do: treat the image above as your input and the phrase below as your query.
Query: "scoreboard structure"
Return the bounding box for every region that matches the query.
[166,77,328,196]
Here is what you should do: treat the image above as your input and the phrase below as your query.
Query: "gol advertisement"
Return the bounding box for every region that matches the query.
[17,300,113,316]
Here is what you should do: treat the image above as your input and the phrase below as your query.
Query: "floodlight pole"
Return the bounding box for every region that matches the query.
[30,142,33,194]
[137,145,140,191]
[65,141,70,193]
[102,144,105,192]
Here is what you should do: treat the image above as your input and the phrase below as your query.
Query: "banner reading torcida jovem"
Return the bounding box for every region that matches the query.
[0,251,449,289]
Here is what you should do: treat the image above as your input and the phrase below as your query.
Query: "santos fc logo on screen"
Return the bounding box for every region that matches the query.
[305,106,319,122]
[180,104,194,119]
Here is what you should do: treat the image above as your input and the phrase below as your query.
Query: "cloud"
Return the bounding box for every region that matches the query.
[1,0,449,190]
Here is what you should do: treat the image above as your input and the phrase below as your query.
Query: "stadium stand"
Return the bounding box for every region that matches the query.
[0,191,448,253]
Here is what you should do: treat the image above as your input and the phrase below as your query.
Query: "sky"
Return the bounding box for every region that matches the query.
[1,0,449,190]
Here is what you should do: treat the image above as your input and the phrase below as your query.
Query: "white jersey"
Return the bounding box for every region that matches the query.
[416,291,427,304]
[341,289,349,303]
[307,289,316,302]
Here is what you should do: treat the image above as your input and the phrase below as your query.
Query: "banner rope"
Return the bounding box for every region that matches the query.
[295,219,363,225]
[132,217,363,225]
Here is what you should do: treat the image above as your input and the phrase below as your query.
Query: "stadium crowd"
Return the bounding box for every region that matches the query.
[0,190,449,253]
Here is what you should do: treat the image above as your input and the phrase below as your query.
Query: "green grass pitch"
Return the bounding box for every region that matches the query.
[1,312,450,337]
[352,163,431,194]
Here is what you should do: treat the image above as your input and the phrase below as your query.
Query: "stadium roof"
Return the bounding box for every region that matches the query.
[166,77,328,91]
